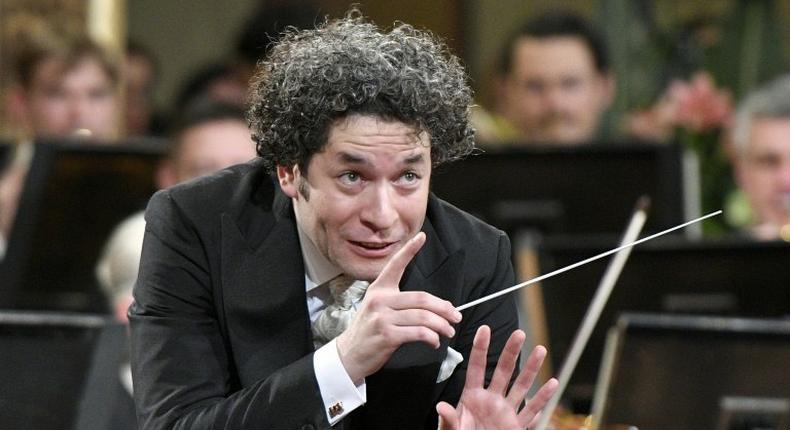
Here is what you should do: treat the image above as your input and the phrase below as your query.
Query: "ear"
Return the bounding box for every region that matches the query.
[277,164,300,198]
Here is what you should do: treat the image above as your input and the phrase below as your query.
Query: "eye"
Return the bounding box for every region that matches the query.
[338,171,361,185]
[89,87,112,100]
[561,77,583,91]
[396,170,421,187]
[752,154,781,170]
[524,80,544,94]
[43,87,67,99]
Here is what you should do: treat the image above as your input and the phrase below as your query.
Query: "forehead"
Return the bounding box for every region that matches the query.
[32,56,112,88]
[324,115,430,154]
[749,117,790,151]
[179,119,250,147]
[510,36,597,77]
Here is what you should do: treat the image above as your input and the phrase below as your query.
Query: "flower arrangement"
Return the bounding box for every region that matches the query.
[624,71,735,234]
[625,71,733,141]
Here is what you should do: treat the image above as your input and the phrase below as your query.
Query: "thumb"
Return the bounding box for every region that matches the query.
[436,401,460,430]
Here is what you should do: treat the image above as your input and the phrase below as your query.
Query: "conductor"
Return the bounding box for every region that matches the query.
[130,10,557,429]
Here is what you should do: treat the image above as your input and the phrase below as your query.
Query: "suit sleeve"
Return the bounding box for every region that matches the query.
[435,230,520,407]
[129,190,330,429]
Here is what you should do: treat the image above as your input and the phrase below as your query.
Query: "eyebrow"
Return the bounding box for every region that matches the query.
[337,152,367,165]
[336,151,426,166]
[402,153,425,165]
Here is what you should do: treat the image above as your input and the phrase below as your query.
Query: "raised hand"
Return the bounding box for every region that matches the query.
[336,232,463,383]
[436,325,559,430]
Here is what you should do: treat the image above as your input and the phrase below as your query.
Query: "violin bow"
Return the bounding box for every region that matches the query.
[455,207,722,312]
[533,197,649,430]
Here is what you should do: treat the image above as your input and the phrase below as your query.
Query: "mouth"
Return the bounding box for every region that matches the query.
[348,240,398,257]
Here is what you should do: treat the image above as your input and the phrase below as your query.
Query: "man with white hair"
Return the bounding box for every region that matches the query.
[731,75,790,240]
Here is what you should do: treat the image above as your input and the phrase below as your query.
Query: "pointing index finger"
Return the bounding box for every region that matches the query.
[371,232,426,289]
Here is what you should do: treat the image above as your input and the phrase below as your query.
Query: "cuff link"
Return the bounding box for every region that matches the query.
[328,402,344,418]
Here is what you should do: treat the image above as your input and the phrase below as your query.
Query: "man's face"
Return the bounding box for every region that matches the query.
[24,57,119,139]
[736,117,790,229]
[499,36,613,144]
[172,119,256,183]
[278,115,431,282]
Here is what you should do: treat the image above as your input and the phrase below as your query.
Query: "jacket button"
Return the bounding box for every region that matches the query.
[301,425,315,430]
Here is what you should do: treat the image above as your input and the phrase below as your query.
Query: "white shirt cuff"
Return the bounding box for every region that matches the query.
[314,338,367,425]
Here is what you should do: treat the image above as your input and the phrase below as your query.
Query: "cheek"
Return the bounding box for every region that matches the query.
[512,101,541,123]
[742,172,773,201]
[314,196,356,231]
[518,94,542,110]
[567,90,594,111]
[100,96,119,111]
[34,105,68,127]
[36,100,66,116]
[92,97,119,116]
[508,85,537,111]
[401,194,429,230]
[749,170,774,187]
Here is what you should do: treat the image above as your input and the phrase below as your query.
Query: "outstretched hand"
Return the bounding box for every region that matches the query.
[337,232,462,383]
[437,326,559,430]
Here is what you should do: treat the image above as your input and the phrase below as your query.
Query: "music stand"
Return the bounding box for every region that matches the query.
[0,138,165,313]
[0,310,129,429]
[533,236,790,411]
[430,141,697,237]
[592,312,790,430]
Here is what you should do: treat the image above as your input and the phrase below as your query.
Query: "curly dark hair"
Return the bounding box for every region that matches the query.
[246,9,475,174]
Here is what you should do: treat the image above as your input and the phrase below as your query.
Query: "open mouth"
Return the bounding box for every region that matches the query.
[349,240,397,256]
[351,241,393,249]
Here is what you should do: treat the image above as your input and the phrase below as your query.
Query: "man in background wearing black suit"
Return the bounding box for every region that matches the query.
[130,11,557,429]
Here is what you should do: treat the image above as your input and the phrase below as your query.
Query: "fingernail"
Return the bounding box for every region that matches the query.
[453,310,462,322]
[449,327,456,338]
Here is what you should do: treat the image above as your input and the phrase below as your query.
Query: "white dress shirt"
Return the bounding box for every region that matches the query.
[296,225,367,425]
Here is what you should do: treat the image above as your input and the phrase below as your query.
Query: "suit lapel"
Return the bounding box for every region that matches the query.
[220,180,313,387]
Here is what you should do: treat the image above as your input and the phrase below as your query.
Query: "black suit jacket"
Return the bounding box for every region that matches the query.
[130,159,518,429]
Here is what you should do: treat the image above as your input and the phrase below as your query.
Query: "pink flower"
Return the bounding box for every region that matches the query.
[670,72,733,132]
[625,71,733,140]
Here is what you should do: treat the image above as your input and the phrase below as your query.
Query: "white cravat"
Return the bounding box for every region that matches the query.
[296,224,461,427]
[311,274,369,349]
[310,274,462,383]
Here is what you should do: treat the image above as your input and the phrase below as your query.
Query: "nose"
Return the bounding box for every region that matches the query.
[68,93,100,133]
[66,96,89,131]
[543,85,567,112]
[359,182,398,233]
